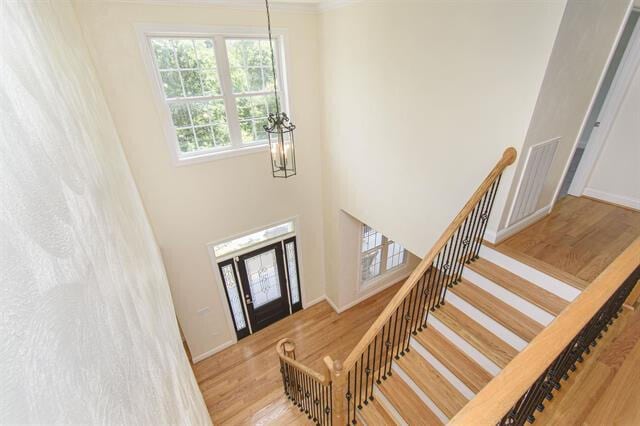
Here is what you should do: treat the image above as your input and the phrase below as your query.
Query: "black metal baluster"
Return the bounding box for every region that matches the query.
[418,270,433,330]
[296,368,303,411]
[471,178,500,260]
[403,286,417,351]
[430,251,446,310]
[382,321,391,379]
[411,274,425,334]
[439,238,456,305]
[448,223,465,285]
[452,217,471,283]
[314,380,320,424]
[422,266,437,327]
[364,344,371,404]
[346,371,352,425]
[461,203,481,265]
[396,298,407,358]
[388,310,399,369]
[371,334,378,396]
[311,379,317,423]
[465,196,486,264]
[358,353,364,409]
[378,324,387,382]
[329,381,333,426]
[305,374,311,418]
[426,254,441,312]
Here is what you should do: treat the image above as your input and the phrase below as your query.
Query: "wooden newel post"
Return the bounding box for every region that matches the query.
[324,356,345,425]
[283,341,296,360]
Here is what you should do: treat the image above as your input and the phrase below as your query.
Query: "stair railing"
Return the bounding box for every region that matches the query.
[449,236,640,426]
[276,147,517,425]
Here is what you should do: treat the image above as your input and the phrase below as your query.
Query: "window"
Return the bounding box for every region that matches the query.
[213,220,294,259]
[360,225,407,283]
[145,31,287,163]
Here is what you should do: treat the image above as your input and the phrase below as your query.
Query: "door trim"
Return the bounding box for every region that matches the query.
[554,13,640,198]
[207,216,306,346]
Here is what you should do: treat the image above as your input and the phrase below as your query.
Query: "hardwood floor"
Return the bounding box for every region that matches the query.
[191,283,401,425]
[494,196,640,286]
[536,306,640,425]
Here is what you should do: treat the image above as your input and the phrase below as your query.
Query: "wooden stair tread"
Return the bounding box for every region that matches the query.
[397,350,468,418]
[432,304,517,368]
[468,257,569,316]
[378,374,442,425]
[451,278,545,342]
[357,398,397,426]
[415,327,492,394]
[481,242,589,290]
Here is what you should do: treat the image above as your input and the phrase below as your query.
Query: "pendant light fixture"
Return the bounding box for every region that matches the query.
[263,0,297,178]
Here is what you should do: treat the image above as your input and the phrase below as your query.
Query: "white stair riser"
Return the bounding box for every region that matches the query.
[462,268,555,325]
[372,386,407,426]
[409,339,475,400]
[479,245,580,301]
[392,364,449,424]
[427,316,501,376]
[445,292,528,351]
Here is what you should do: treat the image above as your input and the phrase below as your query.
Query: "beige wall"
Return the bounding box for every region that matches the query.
[498,0,632,229]
[319,1,566,303]
[1,1,208,422]
[74,1,326,360]
[586,55,640,209]
[329,210,420,310]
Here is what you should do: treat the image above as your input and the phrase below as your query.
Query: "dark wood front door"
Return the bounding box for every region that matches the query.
[236,242,290,333]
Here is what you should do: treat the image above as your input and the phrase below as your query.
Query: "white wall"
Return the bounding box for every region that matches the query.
[319,1,567,304]
[74,1,326,360]
[0,1,209,423]
[497,0,632,231]
[585,56,640,210]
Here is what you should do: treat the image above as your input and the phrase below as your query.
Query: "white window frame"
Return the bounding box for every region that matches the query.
[136,24,292,166]
[359,224,408,286]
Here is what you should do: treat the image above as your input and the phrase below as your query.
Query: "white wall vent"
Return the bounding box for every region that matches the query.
[507,138,559,226]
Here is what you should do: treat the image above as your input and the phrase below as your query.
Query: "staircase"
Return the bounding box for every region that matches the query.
[353,244,582,425]
[274,148,640,425]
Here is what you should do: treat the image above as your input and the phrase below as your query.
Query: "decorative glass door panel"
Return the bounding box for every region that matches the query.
[284,237,302,313]
[218,260,249,339]
[236,242,290,333]
[244,250,282,308]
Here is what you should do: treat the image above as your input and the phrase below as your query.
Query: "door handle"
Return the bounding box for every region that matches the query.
[245,296,253,305]
[594,121,601,127]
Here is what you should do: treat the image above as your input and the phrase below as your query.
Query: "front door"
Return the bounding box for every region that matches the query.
[236,242,290,333]
[218,237,302,340]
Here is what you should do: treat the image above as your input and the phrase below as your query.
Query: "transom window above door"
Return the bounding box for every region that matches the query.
[143,29,288,165]
[360,224,407,283]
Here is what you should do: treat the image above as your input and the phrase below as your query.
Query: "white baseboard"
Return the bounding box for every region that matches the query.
[485,204,552,244]
[304,295,327,309]
[192,339,235,363]
[325,295,340,314]
[583,188,640,211]
[330,271,411,314]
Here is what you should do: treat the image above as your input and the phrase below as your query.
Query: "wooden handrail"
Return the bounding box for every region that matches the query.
[342,147,517,370]
[449,236,640,425]
[276,338,330,385]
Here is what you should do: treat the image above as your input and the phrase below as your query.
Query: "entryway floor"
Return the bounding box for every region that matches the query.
[490,196,640,288]
[190,282,401,425]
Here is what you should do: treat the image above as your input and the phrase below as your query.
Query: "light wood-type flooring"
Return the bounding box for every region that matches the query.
[191,283,401,425]
[493,196,640,288]
[536,305,640,425]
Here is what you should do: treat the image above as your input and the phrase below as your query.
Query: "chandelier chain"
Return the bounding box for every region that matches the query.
[265,0,281,115]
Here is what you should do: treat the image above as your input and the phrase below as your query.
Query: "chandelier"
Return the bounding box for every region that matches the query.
[263,0,296,178]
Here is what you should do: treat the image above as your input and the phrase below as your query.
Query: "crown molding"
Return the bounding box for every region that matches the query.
[100,0,362,13]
